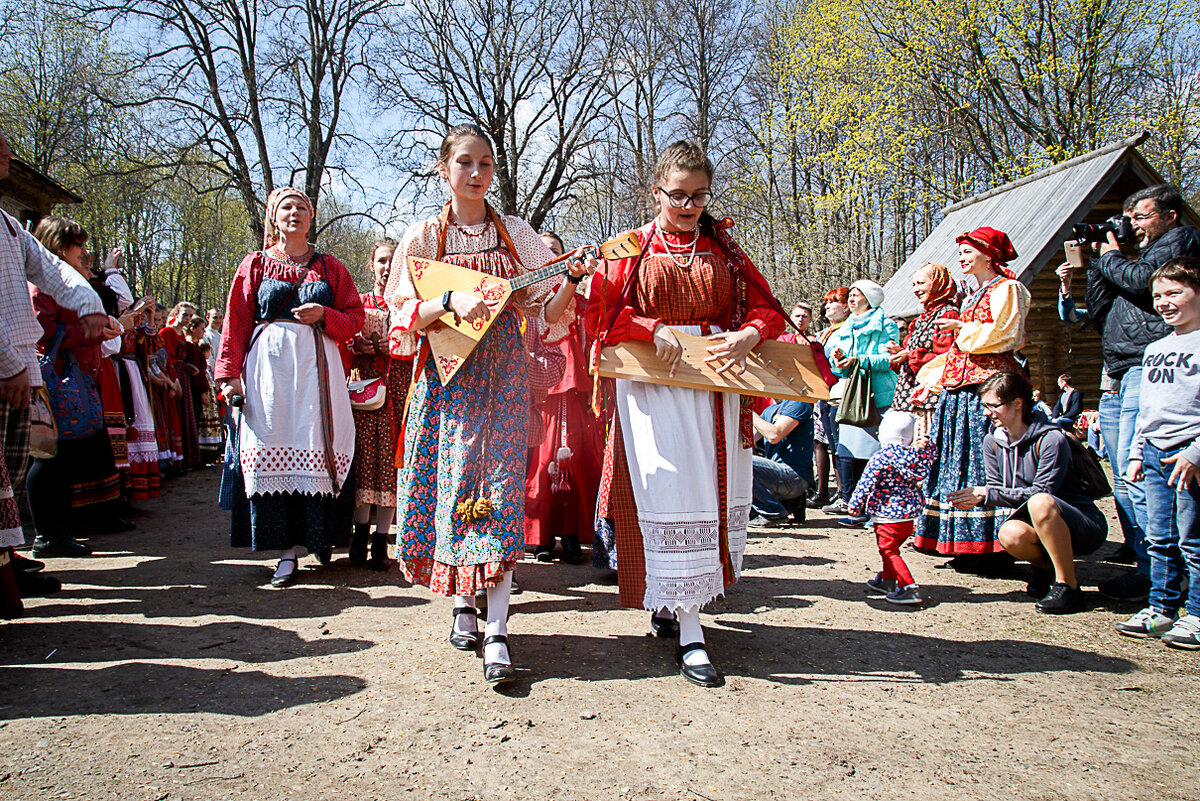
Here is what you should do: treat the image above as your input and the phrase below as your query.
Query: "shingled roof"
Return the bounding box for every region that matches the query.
[881,132,1199,317]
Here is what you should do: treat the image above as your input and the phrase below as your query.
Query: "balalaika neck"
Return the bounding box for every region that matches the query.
[508,257,571,292]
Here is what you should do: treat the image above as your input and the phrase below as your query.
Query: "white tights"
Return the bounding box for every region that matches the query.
[450,570,513,665]
[273,547,300,579]
[675,607,711,668]
[353,503,395,531]
[483,570,513,665]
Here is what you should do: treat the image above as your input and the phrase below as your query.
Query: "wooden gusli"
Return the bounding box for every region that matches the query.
[409,232,641,384]
[596,328,831,403]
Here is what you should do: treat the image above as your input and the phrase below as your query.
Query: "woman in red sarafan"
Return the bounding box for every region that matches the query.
[346,238,414,571]
[586,141,785,687]
[525,231,603,565]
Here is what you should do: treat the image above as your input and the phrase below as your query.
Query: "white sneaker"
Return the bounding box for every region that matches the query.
[1115,607,1177,638]
[1161,614,1200,650]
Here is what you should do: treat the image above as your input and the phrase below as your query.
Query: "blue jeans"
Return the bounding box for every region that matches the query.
[1096,369,1150,574]
[752,456,809,520]
[1141,442,1200,617]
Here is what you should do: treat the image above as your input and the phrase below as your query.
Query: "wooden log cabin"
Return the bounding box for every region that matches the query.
[0,155,83,229]
[881,132,1199,409]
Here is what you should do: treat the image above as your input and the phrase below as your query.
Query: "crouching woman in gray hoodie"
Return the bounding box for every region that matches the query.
[948,370,1108,614]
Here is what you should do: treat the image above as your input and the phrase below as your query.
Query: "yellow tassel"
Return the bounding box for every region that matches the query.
[455,497,494,522]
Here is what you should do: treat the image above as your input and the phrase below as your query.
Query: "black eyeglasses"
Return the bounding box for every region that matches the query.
[655,187,712,208]
[981,400,1008,411]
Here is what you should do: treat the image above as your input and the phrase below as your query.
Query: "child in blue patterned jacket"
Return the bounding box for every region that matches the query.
[848,410,937,604]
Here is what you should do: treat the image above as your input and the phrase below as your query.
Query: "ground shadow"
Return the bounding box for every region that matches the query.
[706,618,1136,685]
[34,563,428,621]
[0,619,374,666]
[0,663,367,719]
[486,615,1135,689]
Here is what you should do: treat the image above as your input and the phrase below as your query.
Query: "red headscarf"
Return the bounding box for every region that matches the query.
[955,226,1018,280]
[920,262,957,310]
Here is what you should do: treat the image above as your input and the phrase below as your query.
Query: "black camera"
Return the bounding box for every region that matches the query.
[1071,214,1136,245]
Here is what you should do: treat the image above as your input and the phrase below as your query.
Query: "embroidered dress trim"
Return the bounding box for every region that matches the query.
[239,321,355,497]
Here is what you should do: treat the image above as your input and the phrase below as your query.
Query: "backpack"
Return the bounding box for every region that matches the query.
[1034,429,1112,500]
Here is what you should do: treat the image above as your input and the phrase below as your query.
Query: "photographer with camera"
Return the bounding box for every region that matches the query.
[1058,184,1200,602]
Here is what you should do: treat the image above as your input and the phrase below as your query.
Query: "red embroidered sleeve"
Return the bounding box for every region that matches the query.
[584,229,659,344]
[737,258,786,343]
[214,253,261,380]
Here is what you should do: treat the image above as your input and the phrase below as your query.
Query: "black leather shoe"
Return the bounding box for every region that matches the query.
[315,547,333,566]
[482,634,515,684]
[534,546,553,563]
[270,556,298,588]
[449,607,480,650]
[30,538,91,558]
[14,568,61,597]
[676,642,723,687]
[650,612,679,638]
[561,535,583,564]
[1036,582,1085,614]
[10,551,45,573]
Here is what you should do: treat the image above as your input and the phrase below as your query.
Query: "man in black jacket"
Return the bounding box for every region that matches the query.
[1050,373,1083,428]
[1061,184,1200,601]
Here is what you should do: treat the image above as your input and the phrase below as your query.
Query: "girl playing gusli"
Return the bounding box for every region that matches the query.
[384,125,589,684]
[587,141,786,687]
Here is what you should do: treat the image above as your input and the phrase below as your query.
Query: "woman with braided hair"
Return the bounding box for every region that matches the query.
[384,125,589,684]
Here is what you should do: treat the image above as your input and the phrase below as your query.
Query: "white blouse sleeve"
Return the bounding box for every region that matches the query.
[955,280,1030,354]
[505,216,576,343]
[384,219,438,357]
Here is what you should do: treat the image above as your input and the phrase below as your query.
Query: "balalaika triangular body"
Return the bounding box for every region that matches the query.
[408,255,515,384]
[407,231,641,385]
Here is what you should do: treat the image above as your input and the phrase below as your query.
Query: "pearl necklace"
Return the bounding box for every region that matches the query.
[655,225,701,269]
[268,245,313,268]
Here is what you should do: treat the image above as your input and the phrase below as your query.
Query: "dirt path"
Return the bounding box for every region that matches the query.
[1,469,1197,801]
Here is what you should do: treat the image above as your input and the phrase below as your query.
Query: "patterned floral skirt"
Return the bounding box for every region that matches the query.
[914,387,1007,554]
[396,311,527,596]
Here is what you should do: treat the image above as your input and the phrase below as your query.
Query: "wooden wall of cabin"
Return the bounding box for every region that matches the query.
[1021,266,1106,411]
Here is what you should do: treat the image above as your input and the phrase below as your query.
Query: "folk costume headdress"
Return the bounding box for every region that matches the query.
[263,187,315,251]
[920,262,958,311]
[955,226,1018,280]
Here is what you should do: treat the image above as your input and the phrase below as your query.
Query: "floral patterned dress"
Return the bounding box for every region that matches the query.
[385,208,572,596]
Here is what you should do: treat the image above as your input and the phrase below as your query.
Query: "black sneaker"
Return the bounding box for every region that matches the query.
[1035,583,1085,614]
[1097,569,1151,602]
[1102,545,1138,565]
[30,538,92,558]
[806,492,831,510]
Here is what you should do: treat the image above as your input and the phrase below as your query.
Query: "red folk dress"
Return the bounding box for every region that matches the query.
[524,315,603,548]
[585,220,785,611]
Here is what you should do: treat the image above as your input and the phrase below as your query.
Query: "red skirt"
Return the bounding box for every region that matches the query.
[524,390,603,547]
[97,358,129,472]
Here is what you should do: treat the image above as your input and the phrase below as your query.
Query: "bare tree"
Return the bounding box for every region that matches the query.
[370,0,616,230]
[83,0,397,241]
